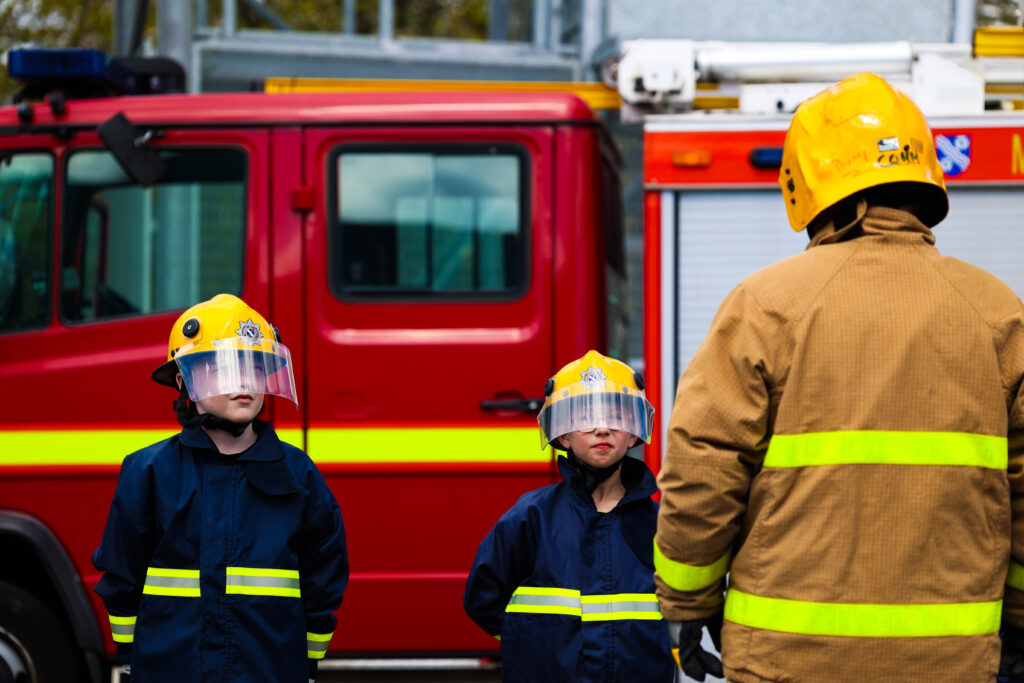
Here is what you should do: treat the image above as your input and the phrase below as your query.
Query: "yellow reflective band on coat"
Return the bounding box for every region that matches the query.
[581,593,663,621]
[653,542,730,592]
[225,567,301,597]
[307,631,332,659]
[505,587,662,621]
[142,567,201,597]
[724,589,1001,637]
[1008,561,1024,591]
[765,431,1007,469]
[108,614,137,643]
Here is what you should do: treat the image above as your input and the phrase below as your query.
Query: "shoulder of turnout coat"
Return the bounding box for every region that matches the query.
[654,206,1024,682]
[93,420,349,683]
[465,454,675,683]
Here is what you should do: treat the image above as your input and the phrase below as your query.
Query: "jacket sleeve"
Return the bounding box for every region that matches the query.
[92,453,154,664]
[655,284,777,621]
[299,465,349,666]
[1002,304,1024,627]
[463,503,535,637]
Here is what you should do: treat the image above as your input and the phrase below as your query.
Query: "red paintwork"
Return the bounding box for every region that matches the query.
[0,91,614,662]
[644,121,1024,187]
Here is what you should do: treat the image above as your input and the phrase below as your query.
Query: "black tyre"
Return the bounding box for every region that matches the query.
[0,580,79,683]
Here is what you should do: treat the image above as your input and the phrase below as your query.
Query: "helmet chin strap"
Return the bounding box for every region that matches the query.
[567,451,622,493]
[174,383,252,438]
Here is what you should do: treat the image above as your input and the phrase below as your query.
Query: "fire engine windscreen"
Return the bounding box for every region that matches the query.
[174,337,298,406]
[538,384,654,447]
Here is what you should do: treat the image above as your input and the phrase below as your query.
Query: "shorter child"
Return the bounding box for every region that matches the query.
[93,294,349,682]
[463,350,673,682]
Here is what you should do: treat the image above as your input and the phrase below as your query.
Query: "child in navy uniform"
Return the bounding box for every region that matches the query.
[93,294,348,682]
[464,350,673,682]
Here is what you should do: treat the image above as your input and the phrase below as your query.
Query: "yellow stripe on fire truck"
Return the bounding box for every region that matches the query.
[0,426,544,464]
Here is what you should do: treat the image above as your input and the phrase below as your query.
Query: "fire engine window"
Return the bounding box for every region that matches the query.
[0,153,53,334]
[331,147,526,297]
[61,148,246,323]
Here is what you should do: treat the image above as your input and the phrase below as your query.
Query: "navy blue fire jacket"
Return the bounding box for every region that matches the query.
[464,455,674,683]
[92,421,348,682]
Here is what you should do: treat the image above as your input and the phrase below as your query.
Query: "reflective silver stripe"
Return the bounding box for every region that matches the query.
[507,593,582,610]
[505,588,662,621]
[581,600,660,614]
[307,639,330,653]
[227,575,301,591]
[142,568,201,597]
[108,614,136,643]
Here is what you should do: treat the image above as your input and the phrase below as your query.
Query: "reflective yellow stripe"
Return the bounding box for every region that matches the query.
[307,631,332,659]
[226,567,301,597]
[765,431,1007,469]
[654,543,730,592]
[724,589,1001,637]
[108,614,136,643]
[1008,561,1024,591]
[581,593,663,622]
[306,427,546,463]
[0,429,176,465]
[143,567,201,597]
[0,426,544,465]
[506,587,661,621]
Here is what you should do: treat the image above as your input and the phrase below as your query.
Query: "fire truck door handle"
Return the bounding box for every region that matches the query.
[480,397,545,413]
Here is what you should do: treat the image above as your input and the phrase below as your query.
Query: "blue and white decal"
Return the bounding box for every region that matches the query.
[935,134,971,177]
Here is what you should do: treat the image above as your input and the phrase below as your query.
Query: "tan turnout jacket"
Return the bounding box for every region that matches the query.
[655,206,1024,682]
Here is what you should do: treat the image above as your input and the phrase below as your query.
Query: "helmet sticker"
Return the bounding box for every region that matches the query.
[235,318,265,347]
[935,134,971,177]
[580,366,608,383]
[877,137,899,152]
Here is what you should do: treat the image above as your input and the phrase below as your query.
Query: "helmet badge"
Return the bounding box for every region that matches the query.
[580,366,608,383]
[235,318,264,347]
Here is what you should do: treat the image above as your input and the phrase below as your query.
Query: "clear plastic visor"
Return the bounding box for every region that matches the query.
[538,390,654,447]
[174,337,298,407]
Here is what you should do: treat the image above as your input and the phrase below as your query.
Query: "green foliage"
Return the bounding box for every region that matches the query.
[0,0,116,103]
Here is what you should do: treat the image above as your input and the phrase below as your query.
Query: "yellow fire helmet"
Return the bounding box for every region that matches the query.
[537,350,655,449]
[779,72,948,232]
[151,293,298,407]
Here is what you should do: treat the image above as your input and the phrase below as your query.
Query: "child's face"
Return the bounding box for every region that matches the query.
[195,391,265,425]
[557,427,638,469]
[177,372,265,426]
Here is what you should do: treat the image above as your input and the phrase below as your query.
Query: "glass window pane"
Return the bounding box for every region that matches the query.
[333,148,525,297]
[0,153,53,333]
[61,148,246,322]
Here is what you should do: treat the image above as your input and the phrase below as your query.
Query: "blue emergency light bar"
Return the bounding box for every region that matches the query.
[7,48,133,96]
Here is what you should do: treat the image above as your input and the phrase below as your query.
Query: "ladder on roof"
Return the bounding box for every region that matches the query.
[611,27,1024,119]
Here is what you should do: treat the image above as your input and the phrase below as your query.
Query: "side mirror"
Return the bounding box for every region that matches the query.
[97,112,166,186]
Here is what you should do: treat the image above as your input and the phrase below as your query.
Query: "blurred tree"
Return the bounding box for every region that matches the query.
[977,0,1023,26]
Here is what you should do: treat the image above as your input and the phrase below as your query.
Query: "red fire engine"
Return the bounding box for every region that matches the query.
[0,49,627,681]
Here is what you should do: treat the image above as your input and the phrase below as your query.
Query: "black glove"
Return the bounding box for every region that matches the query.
[669,614,723,682]
[118,664,131,683]
[1001,624,1024,680]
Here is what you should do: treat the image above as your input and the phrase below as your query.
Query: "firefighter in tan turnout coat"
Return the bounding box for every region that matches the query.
[654,72,1024,682]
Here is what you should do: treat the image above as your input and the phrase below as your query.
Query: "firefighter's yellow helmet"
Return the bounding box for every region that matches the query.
[779,72,948,232]
[151,293,298,406]
[537,350,654,449]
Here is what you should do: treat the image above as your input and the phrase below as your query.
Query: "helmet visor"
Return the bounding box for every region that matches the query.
[175,337,298,407]
[538,386,654,447]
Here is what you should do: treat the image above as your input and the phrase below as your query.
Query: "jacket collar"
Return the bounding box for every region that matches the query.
[178,419,284,462]
[557,453,658,508]
[808,204,935,249]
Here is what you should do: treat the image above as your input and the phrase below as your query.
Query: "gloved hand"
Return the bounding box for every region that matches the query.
[118,663,131,683]
[1001,624,1024,680]
[668,614,723,682]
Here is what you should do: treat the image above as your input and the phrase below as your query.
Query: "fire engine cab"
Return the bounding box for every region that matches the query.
[0,48,626,681]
